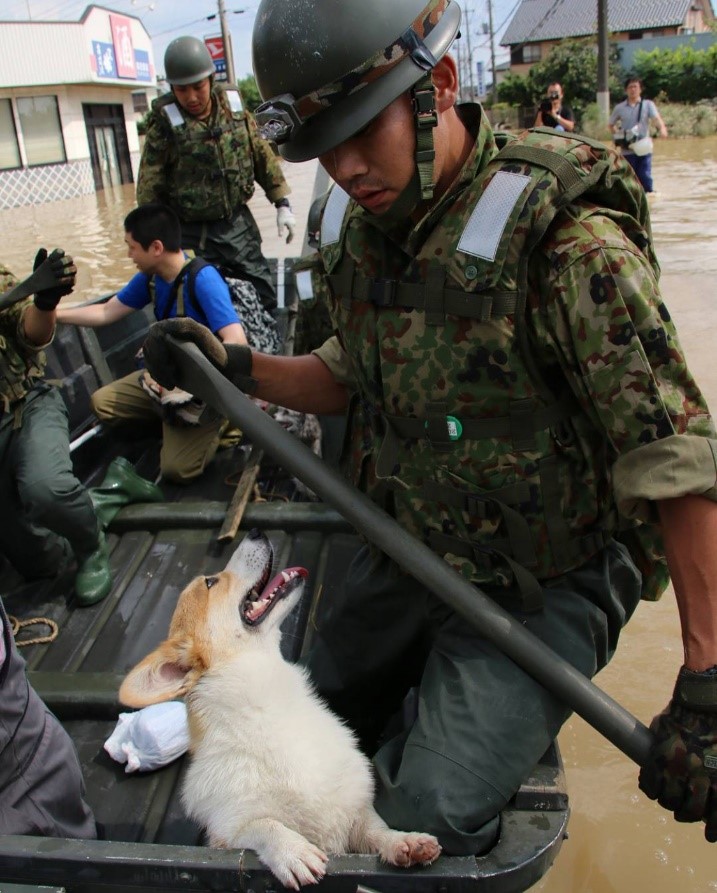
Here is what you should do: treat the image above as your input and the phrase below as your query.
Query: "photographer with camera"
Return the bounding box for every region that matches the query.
[534,82,574,132]
[610,76,668,195]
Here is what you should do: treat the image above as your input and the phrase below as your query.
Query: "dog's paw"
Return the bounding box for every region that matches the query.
[270,841,328,890]
[380,832,442,868]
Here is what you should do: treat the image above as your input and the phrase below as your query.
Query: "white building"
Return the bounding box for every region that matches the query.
[0,4,157,210]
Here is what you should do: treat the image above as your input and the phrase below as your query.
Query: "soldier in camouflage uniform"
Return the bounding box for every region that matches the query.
[0,254,111,606]
[143,0,717,854]
[136,35,296,311]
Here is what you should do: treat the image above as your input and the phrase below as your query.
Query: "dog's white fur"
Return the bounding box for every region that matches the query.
[119,531,440,889]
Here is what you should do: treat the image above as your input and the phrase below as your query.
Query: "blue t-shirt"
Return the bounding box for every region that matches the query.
[117,259,240,334]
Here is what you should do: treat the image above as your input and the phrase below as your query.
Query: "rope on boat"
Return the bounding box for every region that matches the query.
[8,614,59,647]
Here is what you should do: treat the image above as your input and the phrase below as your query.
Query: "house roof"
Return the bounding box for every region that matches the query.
[502,0,711,45]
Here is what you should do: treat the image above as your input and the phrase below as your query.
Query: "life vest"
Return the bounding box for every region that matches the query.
[317,126,668,605]
[150,85,255,222]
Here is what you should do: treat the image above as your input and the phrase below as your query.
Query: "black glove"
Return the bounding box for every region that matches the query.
[32,247,76,311]
[638,665,717,841]
[143,318,257,394]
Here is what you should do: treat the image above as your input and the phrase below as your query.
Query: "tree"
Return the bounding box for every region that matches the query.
[237,74,261,113]
[497,39,623,123]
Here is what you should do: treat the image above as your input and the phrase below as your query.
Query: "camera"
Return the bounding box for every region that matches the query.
[539,98,553,113]
[548,91,560,100]
[613,128,638,148]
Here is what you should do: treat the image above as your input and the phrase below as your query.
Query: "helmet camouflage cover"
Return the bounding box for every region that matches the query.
[252,0,461,161]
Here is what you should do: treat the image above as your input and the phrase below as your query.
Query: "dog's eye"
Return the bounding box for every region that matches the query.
[205,576,219,590]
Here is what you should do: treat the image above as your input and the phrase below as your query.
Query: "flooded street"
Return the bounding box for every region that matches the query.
[2,136,717,891]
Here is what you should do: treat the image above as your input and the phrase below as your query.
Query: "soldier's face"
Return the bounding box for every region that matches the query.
[318,95,416,216]
[172,78,213,119]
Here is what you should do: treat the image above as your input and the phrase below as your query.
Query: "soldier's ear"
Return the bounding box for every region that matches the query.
[151,239,165,256]
[432,56,459,112]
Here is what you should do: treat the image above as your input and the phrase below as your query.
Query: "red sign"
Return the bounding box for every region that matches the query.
[204,36,227,80]
[204,36,225,61]
[110,14,137,79]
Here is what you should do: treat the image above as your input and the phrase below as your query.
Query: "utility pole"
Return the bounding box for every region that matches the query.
[487,0,497,102]
[463,3,476,100]
[218,0,236,85]
[596,0,610,123]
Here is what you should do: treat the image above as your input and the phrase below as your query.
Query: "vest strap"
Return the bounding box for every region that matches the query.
[496,144,583,192]
[423,478,538,569]
[331,270,517,320]
[429,530,543,612]
[383,397,578,446]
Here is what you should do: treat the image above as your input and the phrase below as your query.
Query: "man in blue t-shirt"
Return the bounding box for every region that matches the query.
[57,204,248,482]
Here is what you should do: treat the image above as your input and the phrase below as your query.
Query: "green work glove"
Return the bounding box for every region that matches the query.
[143,318,257,394]
[32,247,76,311]
[638,665,717,841]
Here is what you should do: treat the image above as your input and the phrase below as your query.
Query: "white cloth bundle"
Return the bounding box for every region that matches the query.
[104,701,190,773]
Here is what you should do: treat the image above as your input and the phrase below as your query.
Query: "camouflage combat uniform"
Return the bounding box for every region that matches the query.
[137,85,291,310]
[304,107,717,854]
[0,265,99,579]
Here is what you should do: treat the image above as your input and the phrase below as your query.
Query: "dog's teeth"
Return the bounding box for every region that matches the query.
[281,571,291,583]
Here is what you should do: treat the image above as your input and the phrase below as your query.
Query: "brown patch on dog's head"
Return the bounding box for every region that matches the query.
[119,571,241,708]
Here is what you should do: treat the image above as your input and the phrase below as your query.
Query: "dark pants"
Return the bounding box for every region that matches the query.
[624,152,654,192]
[0,598,97,838]
[304,540,642,855]
[181,205,277,311]
[0,386,99,578]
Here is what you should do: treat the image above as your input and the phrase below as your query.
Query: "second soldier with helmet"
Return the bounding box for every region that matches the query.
[137,35,296,312]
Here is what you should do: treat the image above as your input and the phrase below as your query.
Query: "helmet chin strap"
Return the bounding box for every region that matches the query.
[377,73,438,222]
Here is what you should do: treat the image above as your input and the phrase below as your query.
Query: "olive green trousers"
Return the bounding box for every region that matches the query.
[0,386,98,577]
[90,372,225,484]
[304,539,642,855]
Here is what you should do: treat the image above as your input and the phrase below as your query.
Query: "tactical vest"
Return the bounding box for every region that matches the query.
[152,85,255,222]
[318,128,668,606]
[0,297,46,418]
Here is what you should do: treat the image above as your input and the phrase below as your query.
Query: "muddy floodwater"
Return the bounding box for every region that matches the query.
[2,135,717,892]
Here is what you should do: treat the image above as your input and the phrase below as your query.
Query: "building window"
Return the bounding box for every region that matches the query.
[0,99,21,170]
[16,95,66,166]
[523,44,542,62]
[131,91,149,113]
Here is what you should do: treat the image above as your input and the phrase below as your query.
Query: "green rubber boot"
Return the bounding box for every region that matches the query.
[89,456,164,530]
[74,531,112,607]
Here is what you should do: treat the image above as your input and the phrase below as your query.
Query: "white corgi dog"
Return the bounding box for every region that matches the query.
[119,529,440,889]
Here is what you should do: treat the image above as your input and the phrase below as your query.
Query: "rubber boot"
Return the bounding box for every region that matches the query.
[74,531,112,607]
[89,456,164,530]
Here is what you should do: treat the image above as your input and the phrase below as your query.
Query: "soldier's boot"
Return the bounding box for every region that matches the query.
[89,456,164,530]
[74,532,112,607]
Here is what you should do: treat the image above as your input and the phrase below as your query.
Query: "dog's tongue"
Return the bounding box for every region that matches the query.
[261,566,308,599]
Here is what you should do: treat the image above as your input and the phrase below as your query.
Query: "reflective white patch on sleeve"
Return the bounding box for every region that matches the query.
[295,269,314,300]
[162,103,185,129]
[225,90,244,114]
[457,171,532,261]
[321,186,351,247]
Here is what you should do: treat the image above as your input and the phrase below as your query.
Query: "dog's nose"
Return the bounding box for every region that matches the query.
[247,528,263,541]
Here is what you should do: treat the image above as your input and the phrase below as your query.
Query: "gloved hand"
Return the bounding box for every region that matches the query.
[32,247,76,311]
[143,318,257,394]
[276,203,296,244]
[638,665,717,841]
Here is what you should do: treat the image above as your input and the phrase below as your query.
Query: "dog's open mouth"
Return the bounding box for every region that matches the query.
[242,566,308,626]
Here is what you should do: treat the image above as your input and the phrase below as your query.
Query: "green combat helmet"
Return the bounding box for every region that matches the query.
[252,0,461,209]
[164,35,215,86]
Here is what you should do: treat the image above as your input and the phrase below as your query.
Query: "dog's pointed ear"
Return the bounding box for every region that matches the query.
[119,639,200,708]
